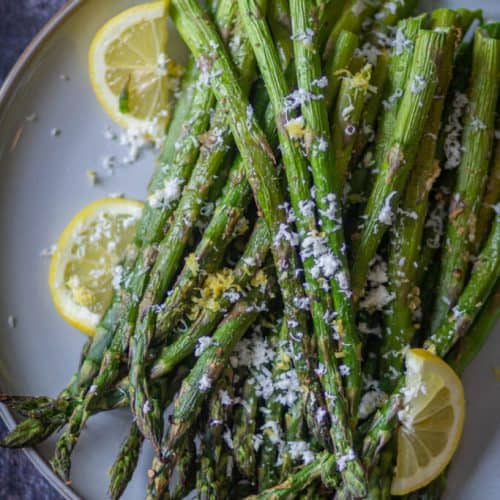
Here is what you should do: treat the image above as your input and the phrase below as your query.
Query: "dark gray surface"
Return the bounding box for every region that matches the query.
[1,1,65,497]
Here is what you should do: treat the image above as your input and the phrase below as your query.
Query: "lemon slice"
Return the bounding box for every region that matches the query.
[49,198,143,335]
[392,348,465,495]
[88,1,176,136]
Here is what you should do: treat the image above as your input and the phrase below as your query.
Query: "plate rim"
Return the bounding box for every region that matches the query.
[0,1,84,498]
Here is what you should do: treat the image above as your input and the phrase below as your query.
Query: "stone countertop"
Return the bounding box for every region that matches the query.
[1,2,66,498]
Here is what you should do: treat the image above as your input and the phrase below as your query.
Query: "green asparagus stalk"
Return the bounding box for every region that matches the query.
[368,0,418,42]
[345,52,389,227]
[108,423,144,500]
[415,41,476,323]
[324,30,360,109]
[323,0,381,62]
[279,397,307,480]
[171,0,330,453]
[290,0,369,493]
[258,322,287,490]
[351,28,448,301]
[345,5,421,228]
[426,214,500,357]
[0,395,55,420]
[0,408,69,448]
[233,375,258,479]
[292,0,363,413]
[331,64,372,191]
[430,28,500,333]
[380,13,459,390]
[267,0,293,70]
[250,452,330,499]
[147,56,197,194]
[186,375,231,499]
[352,51,389,162]
[316,1,350,52]
[170,434,197,499]
[372,15,425,178]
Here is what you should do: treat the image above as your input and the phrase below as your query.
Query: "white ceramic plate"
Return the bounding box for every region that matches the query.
[0,1,498,499]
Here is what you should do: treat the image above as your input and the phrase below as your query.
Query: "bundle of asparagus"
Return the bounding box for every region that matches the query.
[1,0,500,498]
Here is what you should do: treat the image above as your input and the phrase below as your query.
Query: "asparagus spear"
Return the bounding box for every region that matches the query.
[372,14,425,184]
[324,30,360,109]
[267,0,294,70]
[292,0,364,415]
[415,39,476,324]
[171,0,330,452]
[426,215,500,357]
[181,375,231,499]
[317,1,350,48]
[258,322,287,490]
[291,0,369,493]
[171,431,197,500]
[150,219,269,378]
[354,51,389,160]
[415,21,487,317]
[250,452,330,499]
[380,12,459,390]
[345,3,420,227]
[323,0,381,62]
[430,28,500,334]
[345,52,389,233]
[233,375,258,479]
[331,63,372,193]
[351,28,448,301]
[108,423,144,500]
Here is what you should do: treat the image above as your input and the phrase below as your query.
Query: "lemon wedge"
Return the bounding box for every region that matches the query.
[88,1,178,136]
[392,348,465,495]
[49,198,143,335]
